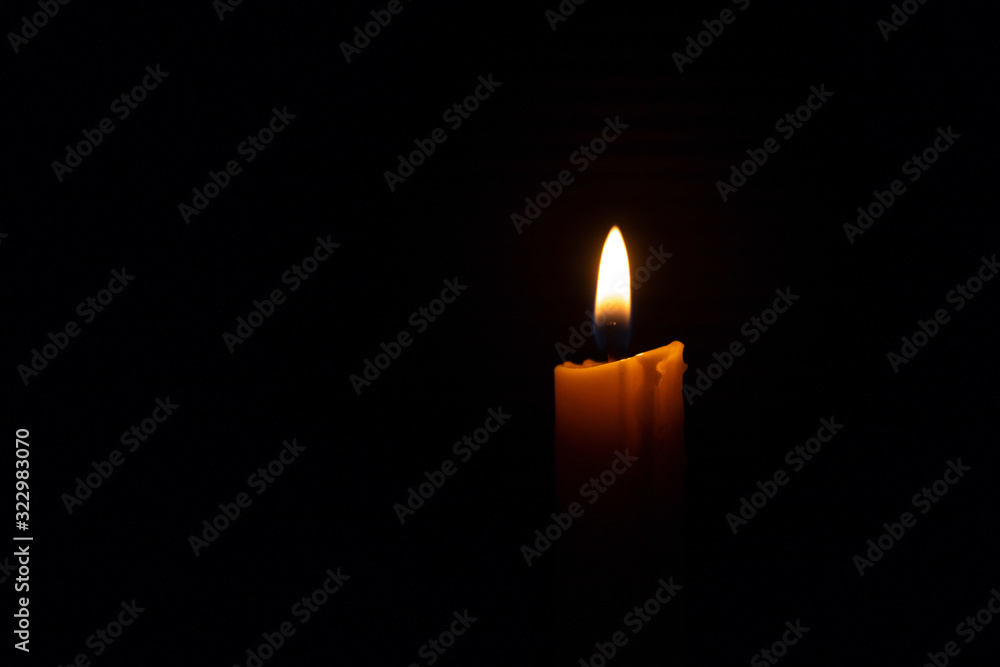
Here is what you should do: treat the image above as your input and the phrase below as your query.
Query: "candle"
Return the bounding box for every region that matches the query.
[554,227,687,529]
[552,227,688,657]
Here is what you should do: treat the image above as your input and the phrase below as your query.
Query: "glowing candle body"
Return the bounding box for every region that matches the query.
[552,228,686,655]
[553,226,686,530]
[554,342,687,517]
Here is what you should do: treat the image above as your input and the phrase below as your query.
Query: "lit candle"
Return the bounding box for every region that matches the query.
[554,227,687,530]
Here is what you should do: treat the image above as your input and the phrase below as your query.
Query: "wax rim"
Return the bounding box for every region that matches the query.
[555,341,685,370]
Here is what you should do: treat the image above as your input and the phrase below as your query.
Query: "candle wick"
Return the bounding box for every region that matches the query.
[603,322,619,362]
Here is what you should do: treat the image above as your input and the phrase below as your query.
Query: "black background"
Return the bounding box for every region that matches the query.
[3,0,999,665]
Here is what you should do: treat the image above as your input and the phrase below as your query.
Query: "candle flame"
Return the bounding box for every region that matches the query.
[595,226,631,330]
